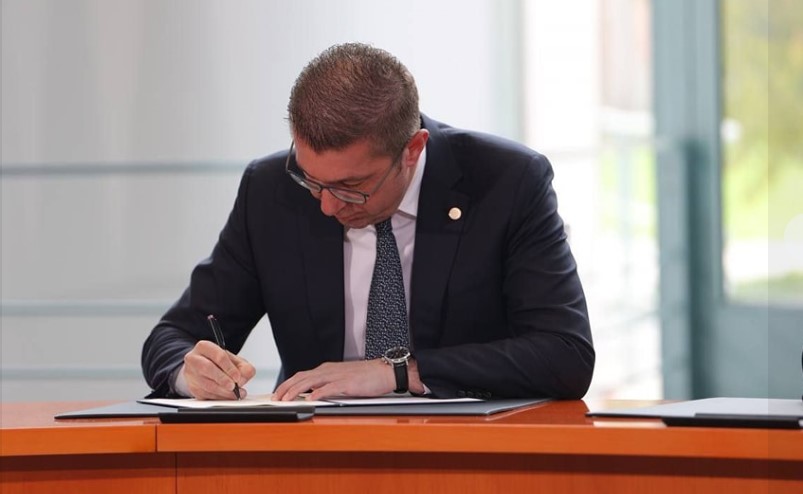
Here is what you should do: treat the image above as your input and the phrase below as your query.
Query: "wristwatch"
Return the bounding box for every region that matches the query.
[382,346,411,393]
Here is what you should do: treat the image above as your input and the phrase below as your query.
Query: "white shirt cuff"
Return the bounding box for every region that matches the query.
[171,364,192,397]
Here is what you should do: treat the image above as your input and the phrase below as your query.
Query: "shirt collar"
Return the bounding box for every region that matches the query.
[397,146,426,219]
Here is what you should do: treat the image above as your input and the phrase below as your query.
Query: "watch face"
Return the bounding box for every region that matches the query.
[384,346,410,361]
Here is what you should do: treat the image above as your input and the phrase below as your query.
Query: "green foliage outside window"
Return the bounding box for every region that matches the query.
[723,0,803,303]
[722,0,802,240]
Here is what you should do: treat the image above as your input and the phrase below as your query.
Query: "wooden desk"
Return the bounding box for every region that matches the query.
[0,401,173,494]
[2,400,801,494]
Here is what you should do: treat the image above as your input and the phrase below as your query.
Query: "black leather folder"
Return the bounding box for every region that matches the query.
[587,397,803,429]
[158,406,315,423]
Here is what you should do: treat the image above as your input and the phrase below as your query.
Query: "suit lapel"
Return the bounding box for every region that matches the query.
[298,200,346,363]
[410,116,468,350]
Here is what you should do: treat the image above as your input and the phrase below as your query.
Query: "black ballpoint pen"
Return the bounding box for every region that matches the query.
[207,314,242,400]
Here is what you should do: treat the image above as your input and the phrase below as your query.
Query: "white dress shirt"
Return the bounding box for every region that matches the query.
[342,147,426,361]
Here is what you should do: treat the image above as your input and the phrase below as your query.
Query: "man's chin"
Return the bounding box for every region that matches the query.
[337,216,371,229]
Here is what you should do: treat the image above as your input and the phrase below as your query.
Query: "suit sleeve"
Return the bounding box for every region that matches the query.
[141,163,266,397]
[415,155,595,399]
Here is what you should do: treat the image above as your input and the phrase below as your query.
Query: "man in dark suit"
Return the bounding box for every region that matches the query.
[142,43,594,401]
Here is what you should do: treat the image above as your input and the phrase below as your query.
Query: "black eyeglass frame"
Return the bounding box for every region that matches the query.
[284,140,403,205]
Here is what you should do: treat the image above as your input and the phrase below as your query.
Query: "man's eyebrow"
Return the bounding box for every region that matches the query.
[295,159,371,185]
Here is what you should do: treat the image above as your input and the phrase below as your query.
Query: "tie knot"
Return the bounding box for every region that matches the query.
[375,218,393,234]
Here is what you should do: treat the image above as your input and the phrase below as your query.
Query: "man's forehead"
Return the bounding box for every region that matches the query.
[294,139,384,183]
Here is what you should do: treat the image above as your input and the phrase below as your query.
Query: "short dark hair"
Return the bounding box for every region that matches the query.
[288,43,420,157]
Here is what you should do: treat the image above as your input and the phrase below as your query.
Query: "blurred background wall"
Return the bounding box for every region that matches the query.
[2,0,800,402]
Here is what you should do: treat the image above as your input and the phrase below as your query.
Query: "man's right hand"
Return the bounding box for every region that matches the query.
[179,340,256,399]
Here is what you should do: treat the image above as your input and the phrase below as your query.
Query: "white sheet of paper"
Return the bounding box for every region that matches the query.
[141,393,334,409]
[326,396,481,406]
[141,394,482,409]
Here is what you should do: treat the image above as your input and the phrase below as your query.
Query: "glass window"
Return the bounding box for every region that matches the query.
[523,0,660,399]
[721,0,803,306]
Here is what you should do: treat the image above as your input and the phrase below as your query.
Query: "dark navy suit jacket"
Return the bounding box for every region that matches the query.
[142,115,595,399]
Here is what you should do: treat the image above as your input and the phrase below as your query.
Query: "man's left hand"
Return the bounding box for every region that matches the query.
[272,359,423,401]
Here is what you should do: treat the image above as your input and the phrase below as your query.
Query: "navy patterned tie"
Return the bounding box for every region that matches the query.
[364,218,410,359]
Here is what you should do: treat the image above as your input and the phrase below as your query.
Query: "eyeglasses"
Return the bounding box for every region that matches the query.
[284,141,400,205]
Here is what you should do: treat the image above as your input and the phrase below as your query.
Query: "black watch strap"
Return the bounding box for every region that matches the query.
[391,360,408,393]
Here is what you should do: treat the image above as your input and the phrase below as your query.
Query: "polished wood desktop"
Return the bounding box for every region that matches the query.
[1,400,801,493]
[0,401,171,494]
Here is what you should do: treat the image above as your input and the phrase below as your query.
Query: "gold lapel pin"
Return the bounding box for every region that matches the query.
[448,207,462,221]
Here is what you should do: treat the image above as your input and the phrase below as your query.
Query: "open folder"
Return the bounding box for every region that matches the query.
[54,396,550,419]
[587,397,803,429]
[139,394,481,409]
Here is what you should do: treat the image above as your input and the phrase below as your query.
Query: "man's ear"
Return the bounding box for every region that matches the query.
[403,129,430,167]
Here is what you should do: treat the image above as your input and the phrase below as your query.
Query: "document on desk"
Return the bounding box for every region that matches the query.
[587,397,803,428]
[325,396,480,406]
[586,397,803,419]
[141,394,334,408]
[57,397,543,419]
[139,394,480,409]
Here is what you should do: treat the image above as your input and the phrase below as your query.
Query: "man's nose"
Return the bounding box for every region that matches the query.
[319,189,346,217]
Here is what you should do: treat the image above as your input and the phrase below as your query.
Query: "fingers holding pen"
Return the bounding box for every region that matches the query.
[230,351,257,382]
[183,340,253,399]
